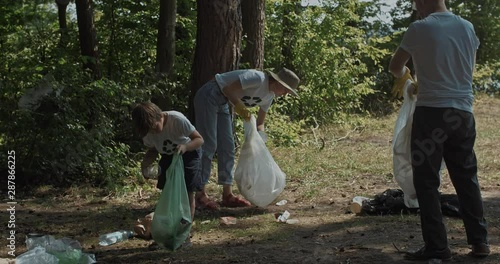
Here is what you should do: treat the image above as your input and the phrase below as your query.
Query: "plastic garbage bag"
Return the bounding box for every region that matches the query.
[16,246,59,264]
[18,235,96,264]
[392,80,419,208]
[151,154,192,250]
[392,81,447,208]
[234,116,286,207]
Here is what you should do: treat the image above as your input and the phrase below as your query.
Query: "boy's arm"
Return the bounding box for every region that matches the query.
[177,130,204,154]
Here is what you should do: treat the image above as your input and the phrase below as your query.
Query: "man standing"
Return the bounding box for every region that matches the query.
[389,0,489,261]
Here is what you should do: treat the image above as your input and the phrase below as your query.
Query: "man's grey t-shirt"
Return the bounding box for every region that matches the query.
[400,12,480,113]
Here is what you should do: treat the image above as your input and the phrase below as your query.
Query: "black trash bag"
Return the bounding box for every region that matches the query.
[361,189,418,215]
[359,189,461,218]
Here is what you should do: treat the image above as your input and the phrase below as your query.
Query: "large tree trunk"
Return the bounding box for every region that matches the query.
[75,0,102,80]
[188,0,242,122]
[156,0,176,74]
[56,0,70,47]
[241,0,265,70]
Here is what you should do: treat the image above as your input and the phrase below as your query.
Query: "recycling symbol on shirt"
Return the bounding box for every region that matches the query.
[162,139,177,155]
[241,96,262,107]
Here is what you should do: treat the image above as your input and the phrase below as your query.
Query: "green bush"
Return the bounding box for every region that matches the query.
[473,62,500,96]
[0,72,154,188]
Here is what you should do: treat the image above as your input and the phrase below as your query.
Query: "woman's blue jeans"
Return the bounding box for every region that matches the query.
[194,80,235,187]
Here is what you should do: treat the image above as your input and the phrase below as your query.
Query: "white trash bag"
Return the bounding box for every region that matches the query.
[392,80,419,208]
[235,116,286,207]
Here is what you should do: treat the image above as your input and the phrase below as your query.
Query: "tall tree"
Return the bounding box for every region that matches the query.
[75,0,102,79]
[188,0,242,121]
[241,0,265,70]
[281,0,301,72]
[56,0,70,46]
[156,0,176,74]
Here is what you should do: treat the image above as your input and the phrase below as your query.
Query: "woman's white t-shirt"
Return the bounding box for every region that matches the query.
[215,69,275,112]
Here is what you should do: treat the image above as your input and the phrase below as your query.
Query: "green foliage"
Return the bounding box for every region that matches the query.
[474,62,500,96]
[2,0,496,190]
[0,0,199,189]
[0,72,153,187]
[265,109,305,147]
[447,0,500,65]
[265,0,390,125]
[389,0,499,96]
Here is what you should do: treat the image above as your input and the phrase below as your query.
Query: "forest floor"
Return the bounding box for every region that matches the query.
[1,95,499,264]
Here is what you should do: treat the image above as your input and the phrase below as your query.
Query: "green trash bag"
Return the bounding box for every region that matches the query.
[151,154,192,250]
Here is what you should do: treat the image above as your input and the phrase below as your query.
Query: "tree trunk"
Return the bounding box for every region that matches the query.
[188,0,242,122]
[56,0,70,47]
[281,0,300,72]
[241,0,265,70]
[75,0,102,80]
[156,0,176,74]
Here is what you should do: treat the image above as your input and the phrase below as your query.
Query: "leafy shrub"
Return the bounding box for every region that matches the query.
[0,72,154,188]
[473,62,500,96]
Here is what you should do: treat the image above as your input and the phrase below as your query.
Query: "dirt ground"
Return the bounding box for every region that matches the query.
[1,97,499,264]
[1,181,499,264]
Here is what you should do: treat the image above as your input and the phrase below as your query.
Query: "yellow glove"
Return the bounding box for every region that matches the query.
[391,66,415,98]
[234,102,251,121]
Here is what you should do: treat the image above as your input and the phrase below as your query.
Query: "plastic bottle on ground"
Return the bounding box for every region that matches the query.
[98,230,134,246]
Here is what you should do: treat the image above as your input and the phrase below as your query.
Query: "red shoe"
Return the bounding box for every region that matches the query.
[221,195,251,207]
[196,196,219,211]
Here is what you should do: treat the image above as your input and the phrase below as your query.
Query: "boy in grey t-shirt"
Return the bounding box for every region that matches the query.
[132,102,204,222]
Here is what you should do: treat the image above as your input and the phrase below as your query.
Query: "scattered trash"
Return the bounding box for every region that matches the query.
[219,216,237,225]
[274,211,298,224]
[276,210,290,223]
[285,219,299,224]
[143,164,161,179]
[16,246,59,264]
[350,196,371,214]
[98,230,134,246]
[16,234,96,264]
[200,220,211,225]
[275,200,288,206]
[134,212,154,240]
[351,189,461,218]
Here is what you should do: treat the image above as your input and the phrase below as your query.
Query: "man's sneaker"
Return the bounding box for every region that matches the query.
[471,243,490,258]
[404,246,452,261]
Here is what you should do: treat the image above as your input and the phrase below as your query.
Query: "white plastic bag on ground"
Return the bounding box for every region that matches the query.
[392,80,419,208]
[235,116,286,207]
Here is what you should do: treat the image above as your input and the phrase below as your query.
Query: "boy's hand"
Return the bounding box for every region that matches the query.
[234,102,251,121]
[391,66,415,98]
[177,144,187,154]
